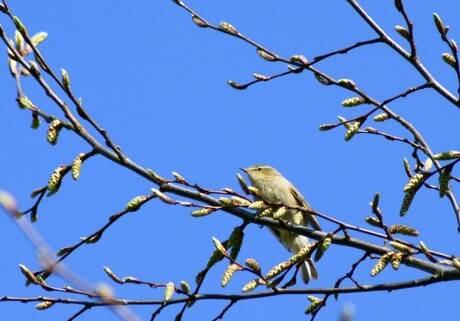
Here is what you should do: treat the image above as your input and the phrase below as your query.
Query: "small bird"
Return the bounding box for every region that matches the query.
[241,165,321,284]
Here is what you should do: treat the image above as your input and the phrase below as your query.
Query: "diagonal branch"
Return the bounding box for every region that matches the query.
[346,0,459,108]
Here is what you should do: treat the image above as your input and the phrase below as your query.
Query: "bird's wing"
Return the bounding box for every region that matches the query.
[290,187,322,231]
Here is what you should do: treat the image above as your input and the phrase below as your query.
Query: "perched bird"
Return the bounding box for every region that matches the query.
[241,165,321,284]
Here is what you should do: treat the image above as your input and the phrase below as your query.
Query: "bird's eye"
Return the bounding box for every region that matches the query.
[257,167,262,171]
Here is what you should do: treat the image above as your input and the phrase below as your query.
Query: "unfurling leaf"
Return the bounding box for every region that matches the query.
[31,32,48,46]
[147,169,167,184]
[19,264,36,283]
[172,171,187,184]
[103,266,123,284]
[14,30,24,54]
[424,158,433,172]
[371,191,380,212]
[403,158,412,177]
[212,237,229,257]
[13,16,28,37]
[433,13,445,36]
[419,241,436,262]
[18,96,35,110]
[151,188,175,204]
[228,227,244,260]
[206,248,224,269]
[31,113,40,129]
[61,69,70,91]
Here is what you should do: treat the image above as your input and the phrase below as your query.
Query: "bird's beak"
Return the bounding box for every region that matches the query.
[240,167,248,173]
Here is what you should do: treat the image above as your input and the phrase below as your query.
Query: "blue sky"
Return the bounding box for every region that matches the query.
[1,1,459,320]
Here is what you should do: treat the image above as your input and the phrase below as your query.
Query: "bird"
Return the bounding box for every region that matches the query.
[241,165,321,284]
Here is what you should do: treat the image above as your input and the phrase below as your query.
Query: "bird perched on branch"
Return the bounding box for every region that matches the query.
[241,165,321,284]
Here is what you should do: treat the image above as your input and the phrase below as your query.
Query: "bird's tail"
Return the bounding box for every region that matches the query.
[300,257,318,284]
[268,227,318,284]
[292,235,318,284]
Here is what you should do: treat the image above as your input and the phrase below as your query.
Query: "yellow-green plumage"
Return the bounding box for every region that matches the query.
[242,165,321,284]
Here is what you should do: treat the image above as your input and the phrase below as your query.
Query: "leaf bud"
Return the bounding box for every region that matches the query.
[442,53,457,68]
[220,22,238,35]
[395,25,410,40]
